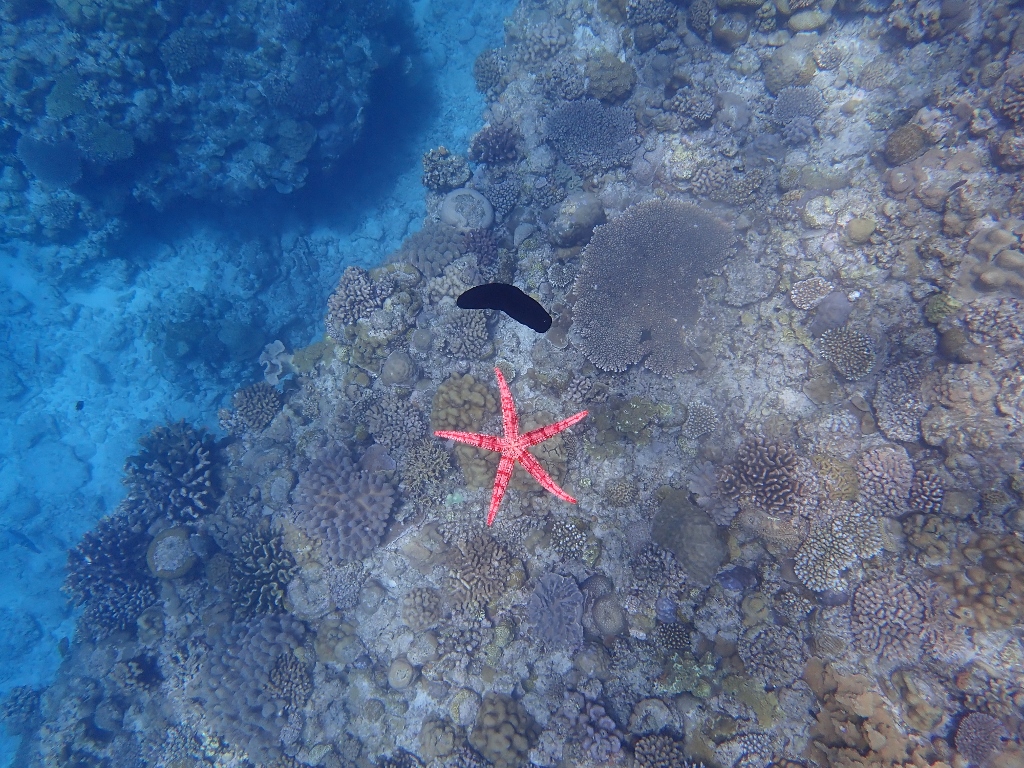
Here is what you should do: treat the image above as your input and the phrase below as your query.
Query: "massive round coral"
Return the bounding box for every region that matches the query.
[572,199,734,373]
[292,444,396,563]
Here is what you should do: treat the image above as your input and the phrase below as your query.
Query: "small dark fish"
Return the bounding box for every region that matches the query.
[75,400,84,411]
[457,283,553,333]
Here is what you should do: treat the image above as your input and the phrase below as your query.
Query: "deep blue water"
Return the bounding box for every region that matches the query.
[0,1,512,762]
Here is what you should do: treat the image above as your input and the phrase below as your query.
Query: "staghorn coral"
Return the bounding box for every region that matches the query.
[738,624,808,688]
[193,613,309,764]
[292,444,396,563]
[572,199,734,374]
[64,507,159,637]
[231,381,281,432]
[469,693,540,768]
[326,265,382,341]
[124,420,220,523]
[819,327,876,380]
[422,146,471,191]
[526,573,585,649]
[718,437,803,515]
[546,99,638,176]
[873,361,929,442]
[857,445,913,516]
[229,526,299,616]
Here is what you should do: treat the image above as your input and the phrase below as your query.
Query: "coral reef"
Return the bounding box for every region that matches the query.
[718,437,803,515]
[230,381,282,433]
[422,147,471,191]
[64,507,158,637]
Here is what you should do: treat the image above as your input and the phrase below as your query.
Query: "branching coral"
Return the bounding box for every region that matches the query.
[857,445,913,516]
[123,420,220,523]
[819,327,876,380]
[325,265,383,341]
[229,526,299,616]
[65,508,159,638]
[546,99,638,175]
[572,199,734,374]
[231,381,281,432]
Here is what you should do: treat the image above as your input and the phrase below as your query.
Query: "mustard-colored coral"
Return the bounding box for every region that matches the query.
[805,658,953,768]
[932,533,1024,630]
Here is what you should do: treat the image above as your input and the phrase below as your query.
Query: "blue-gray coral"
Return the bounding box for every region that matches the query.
[527,573,585,649]
[123,420,220,523]
[546,99,638,175]
[572,199,734,373]
[292,444,396,562]
[64,508,159,638]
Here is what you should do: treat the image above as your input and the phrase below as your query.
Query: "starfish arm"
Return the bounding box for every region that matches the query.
[487,455,516,525]
[518,451,578,504]
[434,430,503,452]
[494,367,520,439]
[521,410,588,446]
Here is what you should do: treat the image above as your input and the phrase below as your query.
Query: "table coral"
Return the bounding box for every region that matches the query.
[572,198,734,373]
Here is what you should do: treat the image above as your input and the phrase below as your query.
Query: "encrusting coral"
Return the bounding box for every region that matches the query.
[572,199,734,374]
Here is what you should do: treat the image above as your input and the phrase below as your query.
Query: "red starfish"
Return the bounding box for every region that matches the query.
[434,367,588,526]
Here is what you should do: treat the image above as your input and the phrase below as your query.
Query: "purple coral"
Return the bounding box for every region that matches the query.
[527,573,585,649]
[292,444,396,562]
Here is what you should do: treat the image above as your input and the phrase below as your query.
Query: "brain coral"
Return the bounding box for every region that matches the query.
[546,99,638,175]
[572,199,734,374]
[123,420,220,523]
[292,444,396,562]
[526,573,585,649]
[718,437,803,514]
[850,574,925,664]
